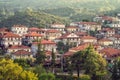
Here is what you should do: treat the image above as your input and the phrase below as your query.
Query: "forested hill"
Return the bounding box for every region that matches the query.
[0,0,120,27]
[0,0,120,10]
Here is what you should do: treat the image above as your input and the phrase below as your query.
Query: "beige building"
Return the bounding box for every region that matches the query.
[66,26,79,32]
[12,50,33,59]
[31,39,57,53]
[81,35,97,43]
[46,29,61,40]
[58,33,81,46]
[11,25,28,36]
[1,32,22,47]
[98,38,113,46]
[50,23,65,32]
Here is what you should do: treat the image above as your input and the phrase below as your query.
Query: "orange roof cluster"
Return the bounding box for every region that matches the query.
[33,40,56,45]
[13,50,31,56]
[24,32,43,37]
[46,29,60,33]
[81,35,97,40]
[100,48,120,58]
[8,45,30,49]
[70,44,88,51]
[2,32,21,38]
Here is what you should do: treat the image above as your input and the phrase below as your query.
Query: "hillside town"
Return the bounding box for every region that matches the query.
[0,14,120,80]
[0,14,120,64]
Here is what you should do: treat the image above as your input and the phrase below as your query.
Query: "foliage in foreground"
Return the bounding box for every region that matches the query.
[0,59,38,80]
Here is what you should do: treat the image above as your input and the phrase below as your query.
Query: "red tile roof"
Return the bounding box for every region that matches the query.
[24,32,43,37]
[2,32,21,38]
[8,45,30,49]
[46,29,60,33]
[63,51,74,57]
[28,27,40,32]
[81,35,97,40]
[33,40,56,45]
[100,48,120,58]
[13,50,31,56]
[12,25,27,28]
[70,44,88,51]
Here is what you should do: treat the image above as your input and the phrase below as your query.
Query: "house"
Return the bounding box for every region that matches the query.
[11,25,28,36]
[58,32,80,46]
[93,16,113,23]
[98,38,113,46]
[24,32,43,42]
[28,27,40,33]
[77,22,101,31]
[7,45,31,53]
[97,28,115,38]
[12,50,33,59]
[64,43,101,57]
[50,23,65,32]
[100,48,120,60]
[0,32,22,47]
[46,29,61,40]
[31,39,57,54]
[65,26,79,32]
[81,35,97,44]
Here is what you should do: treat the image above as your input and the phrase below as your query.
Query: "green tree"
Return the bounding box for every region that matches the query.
[0,59,38,80]
[14,59,30,68]
[111,57,120,80]
[39,73,55,80]
[84,45,107,80]
[71,51,84,77]
[34,64,46,78]
[51,48,55,73]
[36,40,45,64]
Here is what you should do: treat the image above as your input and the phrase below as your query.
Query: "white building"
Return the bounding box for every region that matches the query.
[11,25,28,36]
[1,32,22,47]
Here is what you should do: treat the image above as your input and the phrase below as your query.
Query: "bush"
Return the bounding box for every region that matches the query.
[39,73,55,80]
[79,74,91,80]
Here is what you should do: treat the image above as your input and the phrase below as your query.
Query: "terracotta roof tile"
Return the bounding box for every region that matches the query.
[24,32,43,37]
[100,48,120,58]
[12,25,27,28]
[2,32,21,38]
[81,35,97,39]
[13,50,31,56]
[33,40,56,45]
[46,29,60,33]
[8,45,30,49]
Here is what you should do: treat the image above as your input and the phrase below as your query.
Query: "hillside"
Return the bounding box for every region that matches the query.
[0,9,70,28]
[0,0,120,25]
